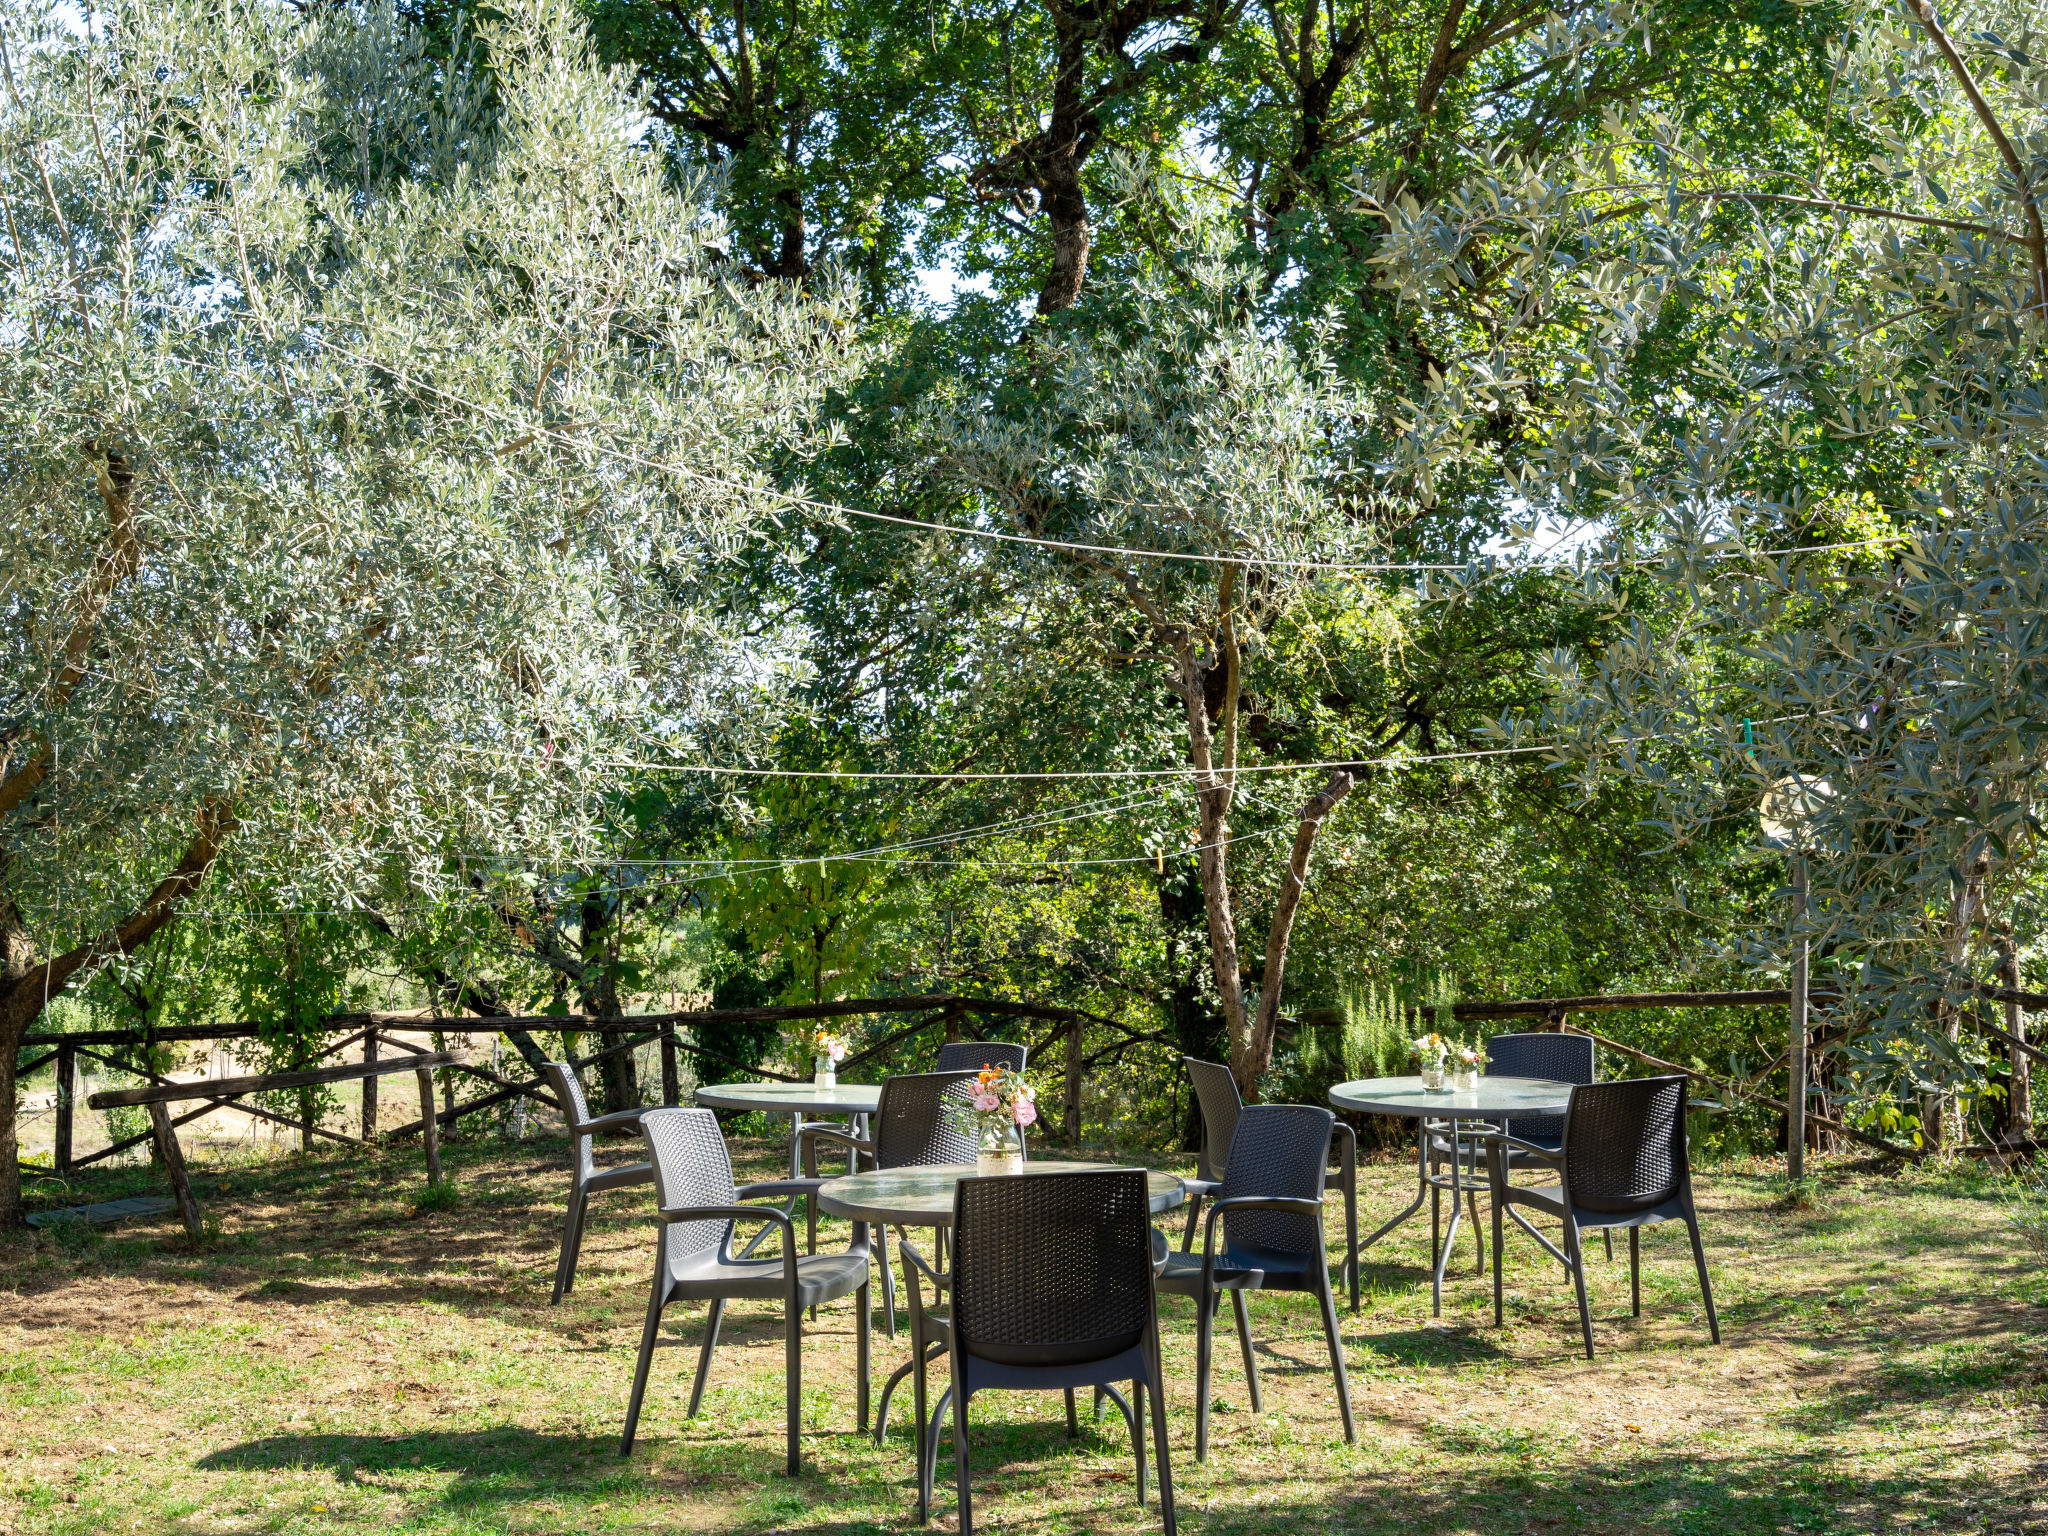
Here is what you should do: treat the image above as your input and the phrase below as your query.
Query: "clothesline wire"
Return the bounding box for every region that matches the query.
[309,338,1913,576]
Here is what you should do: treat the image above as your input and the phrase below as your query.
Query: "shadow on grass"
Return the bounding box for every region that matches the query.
[1181,1434,1995,1536]
[195,1424,812,1508]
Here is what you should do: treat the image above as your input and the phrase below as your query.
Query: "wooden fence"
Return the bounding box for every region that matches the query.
[15,993,1179,1172]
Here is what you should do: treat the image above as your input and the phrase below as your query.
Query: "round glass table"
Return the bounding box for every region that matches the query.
[1329,1074,1573,1314]
[693,1079,884,1177]
[817,1160,1187,1226]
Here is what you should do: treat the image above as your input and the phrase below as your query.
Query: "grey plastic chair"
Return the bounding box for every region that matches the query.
[543,1061,655,1304]
[1486,1074,1721,1359]
[619,1107,872,1473]
[902,1169,1175,1535]
[1179,1057,1358,1309]
[794,1071,981,1338]
[1441,1032,1611,1261]
[1156,1103,1357,1462]
[936,1040,1029,1073]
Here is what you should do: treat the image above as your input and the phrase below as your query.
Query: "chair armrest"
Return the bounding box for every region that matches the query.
[897,1237,949,1289]
[659,1202,800,1284]
[1194,1194,1320,1281]
[574,1106,650,1136]
[1483,1131,1562,1162]
[736,1179,821,1199]
[658,1202,794,1230]
[797,1125,874,1156]
[1206,1195,1324,1218]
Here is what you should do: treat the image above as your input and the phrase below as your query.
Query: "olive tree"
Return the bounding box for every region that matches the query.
[928,220,1380,1097]
[1371,0,2047,1140]
[0,0,853,1221]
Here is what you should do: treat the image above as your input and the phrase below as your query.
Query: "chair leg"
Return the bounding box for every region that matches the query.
[1132,1373,1148,1507]
[1230,1287,1261,1412]
[620,1263,667,1455]
[1629,1226,1641,1317]
[1180,1194,1203,1252]
[554,1186,587,1304]
[1469,1187,1485,1276]
[921,1387,951,1525]
[913,1359,937,1525]
[1148,1323,1178,1536]
[785,1294,803,1476]
[686,1297,725,1418]
[877,1226,898,1340]
[1316,1272,1358,1446]
[1194,1288,1216,1463]
[856,1279,872,1434]
[1345,1171,1360,1312]
[1604,1227,1615,1262]
[1492,1195,1505,1327]
[1686,1205,1722,1344]
[1566,1220,1595,1360]
[1065,1387,1079,1437]
[953,1387,975,1536]
[1431,1181,1440,1259]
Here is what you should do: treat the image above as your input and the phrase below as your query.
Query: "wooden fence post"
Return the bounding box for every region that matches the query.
[147,1101,204,1240]
[942,1001,963,1047]
[361,1026,379,1138]
[415,1068,443,1186]
[661,1025,680,1106]
[1064,1017,1084,1143]
[55,1043,75,1173]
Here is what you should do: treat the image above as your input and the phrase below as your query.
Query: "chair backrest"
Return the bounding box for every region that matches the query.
[1560,1075,1689,1216]
[951,1167,1153,1368]
[937,1040,1029,1074]
[543,1062,595,1176]
[1487,1032,1595,1142]
[640,1106,739,1271]
[1184,1056,1243,1184]
[1217,1104,1333,1260]
[872,1071,982,1168]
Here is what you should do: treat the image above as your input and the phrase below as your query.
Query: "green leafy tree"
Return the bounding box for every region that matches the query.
[0,0,853,1223]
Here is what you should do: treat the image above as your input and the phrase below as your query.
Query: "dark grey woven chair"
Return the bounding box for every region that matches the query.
[1486,1074,1720,1359]
[794,1071,981,1338]
[1179,1056,1358,1310]
[1428,1031,1610,1268]
[1488,1032,1596,1154]
[543,1061,655,1304]
[1156,1103,1357,1462]
[619,1107,872,1473]
[902,1169,1175,1535]
[936,1040,1029,1073]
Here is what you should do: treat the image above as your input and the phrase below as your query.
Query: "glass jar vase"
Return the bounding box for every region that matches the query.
[1420,1062,1447,1091]
[976,1131,1024,1177]
[1450,1066,1479,1092]
[813,1055,836,1088]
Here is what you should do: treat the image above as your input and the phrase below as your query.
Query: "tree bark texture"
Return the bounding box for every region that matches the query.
[0,802,235,1226]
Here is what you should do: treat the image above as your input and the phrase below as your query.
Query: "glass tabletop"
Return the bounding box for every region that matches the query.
[817,1161,1187,1226]
[692,1080,883,1114]
[1328,1074,1574,1118]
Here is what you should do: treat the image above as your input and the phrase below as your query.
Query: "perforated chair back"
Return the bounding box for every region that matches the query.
[1561,1076,1688,1216]
[1218,1104,1333,1261]
[952,1168,1153,1368]
[544,1061,597,1177]
[1487,1032,1595,1143]
[1184,1057,1243,1184]
[640,1107,739,1273]
[872,1071,982,1168]
[937,1041,1029,1073]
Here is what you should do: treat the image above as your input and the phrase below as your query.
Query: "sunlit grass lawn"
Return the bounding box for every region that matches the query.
[2,1128,2044,1535]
